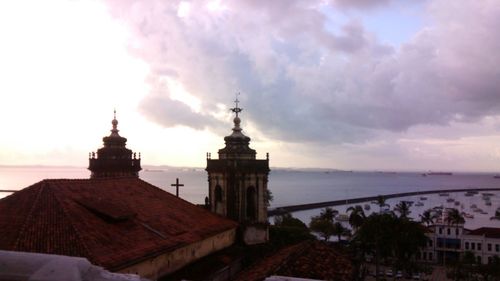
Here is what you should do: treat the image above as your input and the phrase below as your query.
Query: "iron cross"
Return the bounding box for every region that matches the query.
[170,178,184,197]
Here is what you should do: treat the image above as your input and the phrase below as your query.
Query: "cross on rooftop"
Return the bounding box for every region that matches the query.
[170,178,184,197]
[231,92,242,117]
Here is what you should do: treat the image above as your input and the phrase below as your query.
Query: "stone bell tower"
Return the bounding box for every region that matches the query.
[206,98,270,245]
[88,110,142,178]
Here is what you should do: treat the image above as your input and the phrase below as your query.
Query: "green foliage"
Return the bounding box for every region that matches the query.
[270,212,313,247]
[347,205,366,229]
[394,201,411,218]
[264,189,274,207]
[352,212,428,278]
[445,208,465,225]
[420,209,438,226]
[309,215,335,241]
[319,207,337,222]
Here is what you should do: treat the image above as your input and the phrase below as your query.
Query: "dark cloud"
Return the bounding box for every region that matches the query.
[103,0,500,144]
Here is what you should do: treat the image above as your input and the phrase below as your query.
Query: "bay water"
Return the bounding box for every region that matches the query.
[2,166,500,228]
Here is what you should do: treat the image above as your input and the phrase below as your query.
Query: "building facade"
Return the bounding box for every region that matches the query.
[421,222,500,264]
[206,100,270,245]
[88,111,141,178]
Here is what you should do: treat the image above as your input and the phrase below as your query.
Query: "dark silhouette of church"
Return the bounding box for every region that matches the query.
[88,110,141,178]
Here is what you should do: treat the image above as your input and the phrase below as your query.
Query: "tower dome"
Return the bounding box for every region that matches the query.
[88,111,142,178]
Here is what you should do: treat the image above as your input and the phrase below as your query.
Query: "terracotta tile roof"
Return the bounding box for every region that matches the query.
[0,178,237,270]
[235,241,353,281]
[467,227,500,238]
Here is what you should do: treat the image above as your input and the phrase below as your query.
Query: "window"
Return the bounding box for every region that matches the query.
[428,240,433,247]
[478,243,482,251]
[423,252,427,260]
[429,252,433,260]
[439,228,443,234]
[246,186,256,220]
[456,228,459,235]
[215,185,223,202]
[465,242,469,250]
[496,244,499,252]
[472,243,475,250]
[488,244,492,251]
[447,228,451,235]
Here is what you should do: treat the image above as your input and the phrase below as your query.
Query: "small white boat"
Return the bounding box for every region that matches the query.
[420,196,428,200]
[415,202,424,207]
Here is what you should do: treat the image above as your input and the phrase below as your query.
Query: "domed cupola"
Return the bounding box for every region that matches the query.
[88,110,141,178]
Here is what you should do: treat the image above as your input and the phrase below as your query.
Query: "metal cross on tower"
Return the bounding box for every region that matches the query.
[230,92,243,117]
[170,178,184,197]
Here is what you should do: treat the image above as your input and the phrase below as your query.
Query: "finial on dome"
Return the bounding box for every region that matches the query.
[230,92,242,118]
[111,109,119,136]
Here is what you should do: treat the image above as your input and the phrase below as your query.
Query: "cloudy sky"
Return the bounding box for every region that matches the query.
[1,0,500,172]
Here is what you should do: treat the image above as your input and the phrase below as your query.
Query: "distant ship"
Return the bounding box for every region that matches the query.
[494,175,500,179]
[423,172,453,176]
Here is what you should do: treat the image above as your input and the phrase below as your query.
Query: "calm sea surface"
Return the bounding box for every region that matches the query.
[2,166,500,228]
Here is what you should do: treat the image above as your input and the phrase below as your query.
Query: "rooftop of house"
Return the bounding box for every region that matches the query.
[235,241,353,281]
[466,227,500,239]
[0,178,237,270]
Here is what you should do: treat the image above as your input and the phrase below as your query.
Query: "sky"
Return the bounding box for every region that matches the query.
[1,0,500,172]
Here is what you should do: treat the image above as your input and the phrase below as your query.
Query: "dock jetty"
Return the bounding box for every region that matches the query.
[268,187,500,216]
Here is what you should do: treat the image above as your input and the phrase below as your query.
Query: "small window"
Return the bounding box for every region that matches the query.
[456,228,459,235]
[429,252,433,260]
[478,243,482,251]
[447,228,451,235]
[439,228,443,234]
[488,244,492,251]
[465,242,469,250]
[429,240,433,247]
[472,243,476,250]
[423,252,427,260]
[496,244,499,252]
[215,185,223,202]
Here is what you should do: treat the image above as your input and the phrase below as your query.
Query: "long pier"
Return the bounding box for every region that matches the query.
[268,187,500,216]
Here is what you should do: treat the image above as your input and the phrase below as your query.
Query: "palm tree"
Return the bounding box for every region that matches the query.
[332,221,350,242]
[420,209,437,226]
[347,205,366,230]
[444,208,465,267]
[445,208,465,230]
[309,215,334,241]
[376,195,387,213]
[394,201,411,219]
[319,207,337,223]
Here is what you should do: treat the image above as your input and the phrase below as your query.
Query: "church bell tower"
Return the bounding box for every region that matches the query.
[88,111,142,178]
[206,98,270,245]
